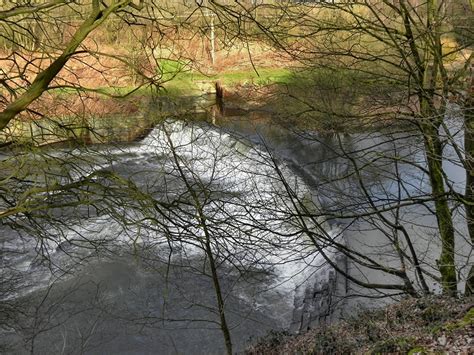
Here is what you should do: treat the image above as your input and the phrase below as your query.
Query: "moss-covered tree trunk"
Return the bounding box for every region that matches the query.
[0,0,134,131]
[423,127,457,295]
[420,84,457,294]
[464,71,474,296]
[418,0,457,296]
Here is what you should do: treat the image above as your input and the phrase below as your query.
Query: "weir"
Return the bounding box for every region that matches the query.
[1,119,343,353]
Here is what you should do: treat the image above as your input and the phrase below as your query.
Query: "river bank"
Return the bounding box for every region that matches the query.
[2,40,469,149]
[0,68,290,147]
[0,71,415,148]
[247,296,473,354]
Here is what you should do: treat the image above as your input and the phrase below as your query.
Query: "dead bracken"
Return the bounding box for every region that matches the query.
[246,297,474,355]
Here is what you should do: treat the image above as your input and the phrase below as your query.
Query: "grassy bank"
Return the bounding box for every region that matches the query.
[246,297,473,354]
[0,65,411,148]
[164,68,292,95]
[0,66,294,146]
[2,50,467,147]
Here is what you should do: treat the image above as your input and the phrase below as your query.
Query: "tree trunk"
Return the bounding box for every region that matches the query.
[464,69,474,296]
[204,238,233,355]
[0,0,132,130]
[419,1,457,295]
[422,120,457,295]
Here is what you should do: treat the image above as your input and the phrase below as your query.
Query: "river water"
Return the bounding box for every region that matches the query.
[0,112,470,354]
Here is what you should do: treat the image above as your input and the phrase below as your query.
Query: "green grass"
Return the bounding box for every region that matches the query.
[160,67,293,96]
[46,59,391,100]
[46,65,292,98]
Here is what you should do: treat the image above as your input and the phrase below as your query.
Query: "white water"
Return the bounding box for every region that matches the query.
[2,120,339,328]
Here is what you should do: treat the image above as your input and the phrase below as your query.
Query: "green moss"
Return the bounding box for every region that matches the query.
[462,307,474,323]
[430,324,443,335]
[408,346,427,355]
[371,336,415,354]
[444,307,474,331]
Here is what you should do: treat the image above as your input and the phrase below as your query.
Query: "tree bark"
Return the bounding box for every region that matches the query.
[421,117,457,295]
[0,0,132,130]
[418,0,457,296]
[464,68,474,296]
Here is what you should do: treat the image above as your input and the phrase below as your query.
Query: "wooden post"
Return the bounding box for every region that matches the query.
[210,14,215,65]
[215,81,225,114]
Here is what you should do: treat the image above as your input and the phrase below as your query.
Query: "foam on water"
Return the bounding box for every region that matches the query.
[136,121,336,307]
[4,120,338,320]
